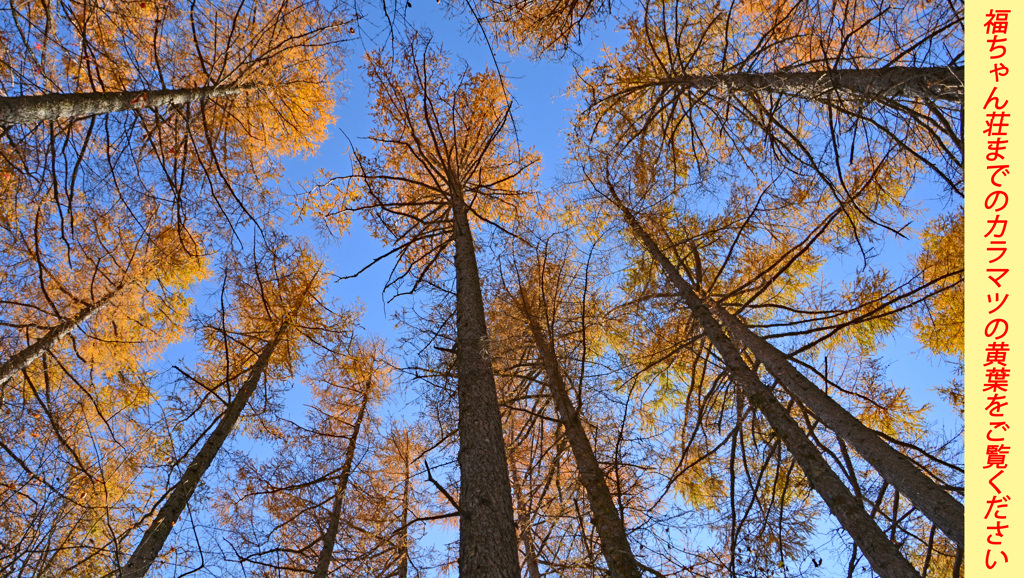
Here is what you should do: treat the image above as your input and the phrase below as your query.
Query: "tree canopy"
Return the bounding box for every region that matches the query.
[0,1,963,577]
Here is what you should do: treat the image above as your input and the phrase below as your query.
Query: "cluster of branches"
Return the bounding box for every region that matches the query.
[0,0,963,577]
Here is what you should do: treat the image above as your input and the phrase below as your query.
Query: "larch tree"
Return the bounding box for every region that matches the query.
[576,0,963,194]
[473,0,615,59]
[494,238,643,578]
[597,169,965,549]
[120,236,343,578]
[0,0,349,241]
[571,144,963,576]
[0,0,966,575]
[219,335,390,576]
[0,202,205,390]
[0,204,205,574]
[310,338,389,578]
[322,33,540,577]
[343,424,444,576]
[602,181,922,578]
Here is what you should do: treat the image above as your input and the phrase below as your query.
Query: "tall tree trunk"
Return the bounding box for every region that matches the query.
[120,324,287,578]
[0,84,255,125]
[705,300,964,547]
[606,183,963,545]
[655,66,963,103]
[519,294,642,578]
[451,193,520,578]
[0,286,122,388]
[512,473,543,578]
[609,190,922,578]
[397,437,411,578]
[312,386,372,578]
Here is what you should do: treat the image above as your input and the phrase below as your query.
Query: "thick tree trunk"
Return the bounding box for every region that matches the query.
[451,194,520,578]
[0,287,121,388]
[610,191,922,578]
[658,66,963,103]
[312,386,371,578]
[120,325,287,578]
[519,296,642,578]
[0,84,255,125]
[705,300,964,547]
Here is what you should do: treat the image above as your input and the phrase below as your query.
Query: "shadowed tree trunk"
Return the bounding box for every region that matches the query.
[608,188,923,578]
[513,472,544,578]
[121,322,288,578]
[600,178,963,546]
[397,438,412,578]
[705,299,964,547]
[312,384,372,578]
[0,285,122,388]
[452,192,521,578]
[519,293,642,578]
[0,84,255,125]
[649,66,963,103]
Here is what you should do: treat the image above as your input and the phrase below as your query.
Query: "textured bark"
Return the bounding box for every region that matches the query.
[312,386,372,578]
[0,84,254,125]
[0,287,121,388]
[610,192,922,578]
[706,301,964,546]
[451,193,520,577]
[519,296,642,578]
[120,325,287,578]
[657,66,963,103]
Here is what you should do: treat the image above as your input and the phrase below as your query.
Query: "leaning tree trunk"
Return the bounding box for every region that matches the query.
[451,192,520,578]
[120,324,287,578]
[655,66,963,103]
[520,294,642,578]
[312,385,372,578]
[0,285,122,388]
[0,84,256,125]
[610,190,922,578]
[703,300,965,547]
[607,184,963,546]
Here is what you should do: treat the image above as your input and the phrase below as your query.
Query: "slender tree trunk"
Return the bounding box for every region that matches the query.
[656,66,963,103]
[522,529,543,578]
[508,441,543,578]
[397,437,411,578]
[0,287,121,388]
[705,299,964,547]
[120,325,287,578]
[0,84,256,125]
[450,193,520,578]
[312,386,372,578]
[519,295,642,578]
[610,190,922,578]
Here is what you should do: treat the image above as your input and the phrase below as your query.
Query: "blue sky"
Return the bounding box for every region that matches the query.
[251,2,962,574]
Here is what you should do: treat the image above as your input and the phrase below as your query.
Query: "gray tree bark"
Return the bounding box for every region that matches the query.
[397,441,411,578]
[451,192,521,578]
[120,323,288,578]
[656,66,963,103]
[706,299,964,547]
[519,294,642,578]
[0,84,254,125]
[609,190,922,578]
[0,286,121,388]
[312,385,372,578]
